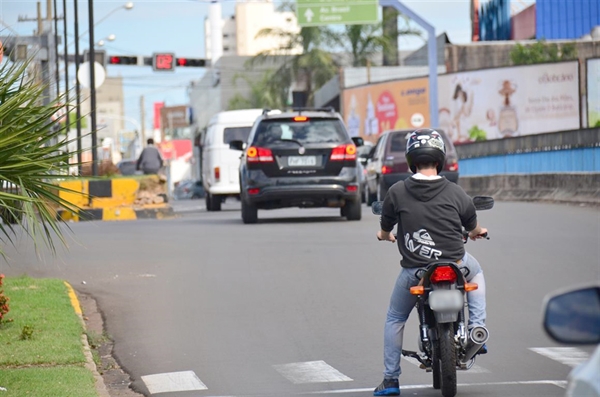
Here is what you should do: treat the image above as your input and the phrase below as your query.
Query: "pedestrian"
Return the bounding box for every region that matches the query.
[373,129,489,396]
[136,138,164,175]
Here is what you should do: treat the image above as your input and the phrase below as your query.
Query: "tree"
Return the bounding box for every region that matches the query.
[228,69,287,110]
[510,40,578,65]
[247,1,340,107]
[0,58,81,257]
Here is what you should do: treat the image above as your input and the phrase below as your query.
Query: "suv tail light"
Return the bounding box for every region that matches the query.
[247,146,274,163]
[330,144,357,161]
[214,166,220,181]
[382,165,393,174]
[430,266,457,283]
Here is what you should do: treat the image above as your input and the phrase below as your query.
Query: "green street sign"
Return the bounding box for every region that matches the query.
[296,0,379,27]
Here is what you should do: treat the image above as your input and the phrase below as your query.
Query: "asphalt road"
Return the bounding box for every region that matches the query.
[1,199,598,397]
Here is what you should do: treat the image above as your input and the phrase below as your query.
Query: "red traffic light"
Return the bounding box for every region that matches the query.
[108,55,138,65]
[153,53,175,71]
[175,57,206,67]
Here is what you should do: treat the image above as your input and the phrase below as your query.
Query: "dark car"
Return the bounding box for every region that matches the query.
[229,108,363,224]
[364,129,459,205]
[173,179,205,200]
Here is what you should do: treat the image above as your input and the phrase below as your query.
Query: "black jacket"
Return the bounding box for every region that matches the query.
[380,176,478,268]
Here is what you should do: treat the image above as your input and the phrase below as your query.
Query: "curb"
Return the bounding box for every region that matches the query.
[64,282,111,397]
[58,205,176,222]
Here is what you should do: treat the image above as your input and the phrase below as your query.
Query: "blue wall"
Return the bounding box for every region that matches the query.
[479,0,511,41]
[459,147,600,176]
[536,0,600,40]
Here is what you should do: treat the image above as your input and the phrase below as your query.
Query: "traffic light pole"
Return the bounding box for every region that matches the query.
[74,0,83,175]
[88,0,99,176]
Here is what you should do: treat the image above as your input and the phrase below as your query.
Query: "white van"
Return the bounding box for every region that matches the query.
[201,109,277,211]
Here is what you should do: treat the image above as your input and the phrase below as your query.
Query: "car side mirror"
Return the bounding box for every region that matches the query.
[229,140,245,151]
[472,196,494,211]
[352,137,364,147]
[543,285,600,345]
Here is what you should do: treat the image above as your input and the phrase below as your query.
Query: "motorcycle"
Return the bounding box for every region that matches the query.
[371,195,494,397]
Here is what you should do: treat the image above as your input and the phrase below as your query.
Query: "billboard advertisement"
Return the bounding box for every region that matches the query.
[342,77,430,142]
[587,58,600,128]
[438,61,580,143]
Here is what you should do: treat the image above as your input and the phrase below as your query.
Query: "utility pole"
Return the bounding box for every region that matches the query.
[140,95,146,148]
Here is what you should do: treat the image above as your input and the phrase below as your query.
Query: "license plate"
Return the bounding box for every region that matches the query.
[288,156,316,167]
[428,290,464,312]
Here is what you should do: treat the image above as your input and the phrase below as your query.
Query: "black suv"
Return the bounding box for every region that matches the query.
[229,108,363,224]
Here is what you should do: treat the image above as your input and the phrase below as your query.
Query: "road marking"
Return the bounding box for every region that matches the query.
[402,356,490,373]
[141,371,207,394]
[273,360,353,384]
[303,380,568,394]
[530,347,590,367]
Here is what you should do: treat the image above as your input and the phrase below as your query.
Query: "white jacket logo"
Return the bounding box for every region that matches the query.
[405,229,442,260]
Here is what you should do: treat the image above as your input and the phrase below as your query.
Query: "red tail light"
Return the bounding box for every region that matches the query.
[330,144,357,161]
[447,160,459,172]
[382,165,393,174]
[247,188,260,195]
[214,167,220,181]
[346,185,358,192]
[430,266,457,283]
[247,146,274,163]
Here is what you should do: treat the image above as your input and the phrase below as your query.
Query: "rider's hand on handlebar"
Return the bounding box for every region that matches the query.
[468,227,488,240]
[377,230,396,243]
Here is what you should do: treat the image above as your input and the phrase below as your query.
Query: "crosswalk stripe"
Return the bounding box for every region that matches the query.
[530,347,590,367]
[273,360,353,384]
[141,371,207,394]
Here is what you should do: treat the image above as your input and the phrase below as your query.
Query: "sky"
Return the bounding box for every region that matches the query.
[0,0,535,130]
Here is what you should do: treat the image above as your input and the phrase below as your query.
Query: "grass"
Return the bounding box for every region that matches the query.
[0,276,99,396]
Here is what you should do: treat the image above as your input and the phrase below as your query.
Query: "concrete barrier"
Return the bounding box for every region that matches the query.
[459,173,600,205]
[57,177,174,222]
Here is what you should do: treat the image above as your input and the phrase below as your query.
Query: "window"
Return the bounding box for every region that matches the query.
[390,132,408,153]
[253,119,347,146]
[223,126,252,144]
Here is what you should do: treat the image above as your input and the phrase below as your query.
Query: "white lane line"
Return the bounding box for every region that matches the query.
[530,347,590,367]
[141,371,207,394]
[304,380,568,394]
[273,360,353,384]
[402,356,490,373]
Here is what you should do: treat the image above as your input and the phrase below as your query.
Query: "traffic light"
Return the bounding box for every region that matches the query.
[108,55,138,65]
[152,53,175,72]
[83,49,106,67]
[176,57,207,67]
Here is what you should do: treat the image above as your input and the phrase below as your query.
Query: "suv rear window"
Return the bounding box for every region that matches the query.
[253,119,348,146]
[223,126,252,144]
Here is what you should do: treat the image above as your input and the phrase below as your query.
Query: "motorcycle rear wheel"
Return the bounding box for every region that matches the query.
[431,341,441,390]
[439,323,457,397]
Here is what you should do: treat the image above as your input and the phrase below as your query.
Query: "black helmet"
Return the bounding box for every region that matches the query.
[405,129,446,173]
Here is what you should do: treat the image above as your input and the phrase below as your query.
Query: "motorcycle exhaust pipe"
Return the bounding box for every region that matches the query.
[460,326,489,364]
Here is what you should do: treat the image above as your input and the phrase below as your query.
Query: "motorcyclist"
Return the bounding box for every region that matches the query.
[373,129,488,396]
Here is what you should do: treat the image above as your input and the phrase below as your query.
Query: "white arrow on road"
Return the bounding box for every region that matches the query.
[304,8,314,22]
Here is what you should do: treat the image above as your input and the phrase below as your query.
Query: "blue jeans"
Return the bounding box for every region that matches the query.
[382,252,486,379]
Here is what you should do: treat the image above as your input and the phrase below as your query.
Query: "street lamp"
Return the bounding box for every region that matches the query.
[95,34,116,47]
[86,1,133,176]
[78,2,134,41]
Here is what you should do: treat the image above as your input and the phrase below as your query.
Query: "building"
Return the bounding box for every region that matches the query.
[536,0,600,40]
[204,0,300,59]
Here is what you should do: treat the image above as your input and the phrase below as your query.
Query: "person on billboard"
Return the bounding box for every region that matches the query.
[136,138,164,175]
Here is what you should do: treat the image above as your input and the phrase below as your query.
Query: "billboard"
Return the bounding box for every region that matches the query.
[342,77,430,142]
[587,58,600,128]
[438,61,580,143]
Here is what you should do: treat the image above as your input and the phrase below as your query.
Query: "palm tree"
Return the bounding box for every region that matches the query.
[0,58,81,257]
[339,12,422,67]
[248,19,339,107]
[228,69,287,110]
